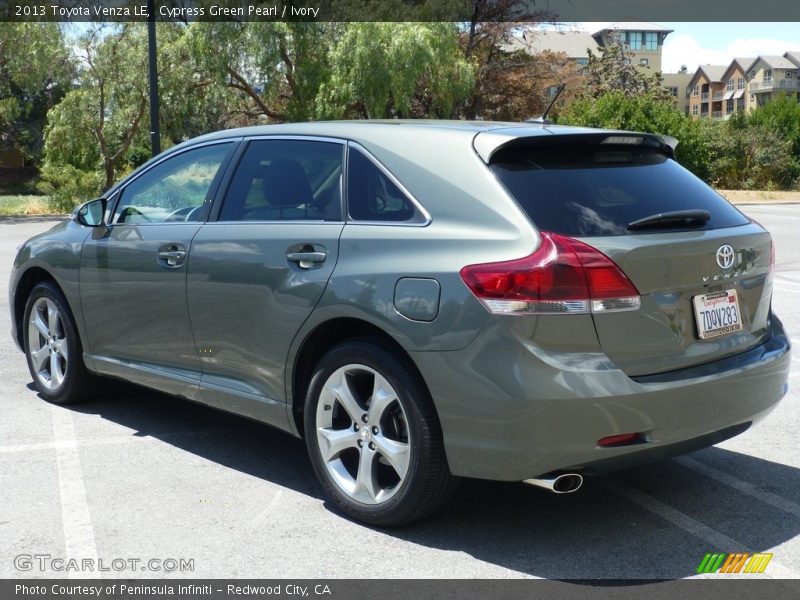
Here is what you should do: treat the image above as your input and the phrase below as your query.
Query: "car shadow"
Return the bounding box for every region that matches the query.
[59,381,800,581]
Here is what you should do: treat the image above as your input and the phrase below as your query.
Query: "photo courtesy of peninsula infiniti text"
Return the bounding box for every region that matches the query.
[9,121,791,526]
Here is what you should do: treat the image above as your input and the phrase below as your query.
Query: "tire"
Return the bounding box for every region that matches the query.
[23,281,98,404]
[304,337,459,526]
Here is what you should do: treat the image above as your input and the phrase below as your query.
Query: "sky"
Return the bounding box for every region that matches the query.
[579,22,800,73]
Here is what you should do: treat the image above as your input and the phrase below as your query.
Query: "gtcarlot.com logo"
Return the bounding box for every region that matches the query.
[696,552,772,574]
[14,554,194,573]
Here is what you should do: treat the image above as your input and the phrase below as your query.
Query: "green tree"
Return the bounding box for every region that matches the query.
[0,23,74,162]
[703,118,796,190]
[39,23,218,208]
[187,22,338,123]
[317,23,474,119]
[748,93,800,157]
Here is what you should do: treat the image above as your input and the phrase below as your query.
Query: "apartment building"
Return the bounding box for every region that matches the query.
[719,58,751,117]
[687,65,727,118]
[746,53,800,110]
[662,72,693,114]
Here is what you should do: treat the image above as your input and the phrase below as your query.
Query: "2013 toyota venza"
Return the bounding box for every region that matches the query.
[10,121,791,525]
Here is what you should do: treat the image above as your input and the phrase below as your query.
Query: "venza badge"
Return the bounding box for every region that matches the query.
[716,244,735,269]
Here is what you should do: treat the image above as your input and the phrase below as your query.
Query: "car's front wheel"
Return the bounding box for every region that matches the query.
[23,281,98,404]
[304,338,458,526]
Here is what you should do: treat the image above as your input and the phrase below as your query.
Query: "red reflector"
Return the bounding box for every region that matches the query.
[597,433,646,447]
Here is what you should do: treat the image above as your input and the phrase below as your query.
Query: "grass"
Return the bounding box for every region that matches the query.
[717,189,800,204]
[0,195,55,216]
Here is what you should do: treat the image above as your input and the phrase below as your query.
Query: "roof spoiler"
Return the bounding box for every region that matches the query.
[474,130,680,163]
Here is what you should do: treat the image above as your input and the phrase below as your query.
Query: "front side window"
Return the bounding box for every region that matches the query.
[219,139,344,222]
[114,143,233,224]
[727,78,734,91]
[627,31,642,50]
[738,77,745,89]
[347,147,426,224]
[644,32,658,50]
[639,58,649,67]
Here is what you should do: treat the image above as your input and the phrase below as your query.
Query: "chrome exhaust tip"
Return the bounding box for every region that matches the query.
[523,473,583,494]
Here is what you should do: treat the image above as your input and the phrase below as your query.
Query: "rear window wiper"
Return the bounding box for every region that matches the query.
[627,209,711,231]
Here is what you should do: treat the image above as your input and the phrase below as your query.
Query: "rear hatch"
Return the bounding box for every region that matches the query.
[484,133,773,377]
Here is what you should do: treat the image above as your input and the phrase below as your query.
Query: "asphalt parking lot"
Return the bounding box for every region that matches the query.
[1,206,798,580]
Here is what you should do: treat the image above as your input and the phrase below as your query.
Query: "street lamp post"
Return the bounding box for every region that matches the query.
[147,0,161,156]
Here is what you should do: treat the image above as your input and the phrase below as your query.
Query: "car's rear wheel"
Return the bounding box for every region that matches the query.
[304,338,458,526]
[23,282,98,404]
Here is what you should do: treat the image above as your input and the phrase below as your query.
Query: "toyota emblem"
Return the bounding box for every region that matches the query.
[716,244,735,269]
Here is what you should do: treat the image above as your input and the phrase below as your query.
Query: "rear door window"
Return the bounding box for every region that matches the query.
[219,139,344,222]
[489,142,749,236]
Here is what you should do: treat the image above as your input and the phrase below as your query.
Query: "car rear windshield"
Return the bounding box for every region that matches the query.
[489,142,749,236]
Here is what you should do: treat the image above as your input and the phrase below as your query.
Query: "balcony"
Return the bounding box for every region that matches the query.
[701,92,709,101]
[750,78,800,93]
[713,91,723,100]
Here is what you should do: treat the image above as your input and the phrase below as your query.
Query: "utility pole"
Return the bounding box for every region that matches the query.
[147,0,161,156]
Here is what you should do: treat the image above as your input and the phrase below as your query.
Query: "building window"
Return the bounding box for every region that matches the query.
[575,57,588,66]
[737,97,745,111]
[693,85,699,96]
[627,31,642,50]
[640,58,649,67]
[668,86,678,97]
[787,71,794,78]
[764,69,772,83]
[726,78,734,91]
[692,104,698,116]
[644,32,658,51]
[623,58,631,65]
[726,99,734,113]
[737,77,745,90]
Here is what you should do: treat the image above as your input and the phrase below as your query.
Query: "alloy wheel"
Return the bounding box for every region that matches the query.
[315,364,411,505]
[27,297,69,391]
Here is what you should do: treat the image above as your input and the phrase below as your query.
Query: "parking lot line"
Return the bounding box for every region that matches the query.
[51,406,98,575]
[609,481,800,578]
[675,456,800,519]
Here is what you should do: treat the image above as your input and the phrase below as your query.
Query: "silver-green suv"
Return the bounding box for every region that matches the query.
[10,121,791,526]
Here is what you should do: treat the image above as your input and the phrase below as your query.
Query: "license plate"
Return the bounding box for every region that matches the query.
[693,289,743,340]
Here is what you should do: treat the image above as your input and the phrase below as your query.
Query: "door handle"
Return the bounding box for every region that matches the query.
[286,251,326,269]
[158,245,186,268]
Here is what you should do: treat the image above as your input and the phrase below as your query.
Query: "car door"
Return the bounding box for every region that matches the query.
[187,137,346,403]
[79,141,236,383]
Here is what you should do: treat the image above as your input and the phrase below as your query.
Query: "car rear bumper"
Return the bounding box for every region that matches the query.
[411,315,791,481]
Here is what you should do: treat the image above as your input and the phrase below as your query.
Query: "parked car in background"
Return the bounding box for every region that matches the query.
[10,121,790,525]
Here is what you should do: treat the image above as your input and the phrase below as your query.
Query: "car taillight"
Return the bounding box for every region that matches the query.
[459,232,641,315]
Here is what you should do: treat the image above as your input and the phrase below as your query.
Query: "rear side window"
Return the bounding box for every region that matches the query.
[220,139,343,222]
[347,147,426,223]
[490,143,749,236]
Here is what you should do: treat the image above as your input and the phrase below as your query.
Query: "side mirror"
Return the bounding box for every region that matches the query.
[74,198,107,227]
